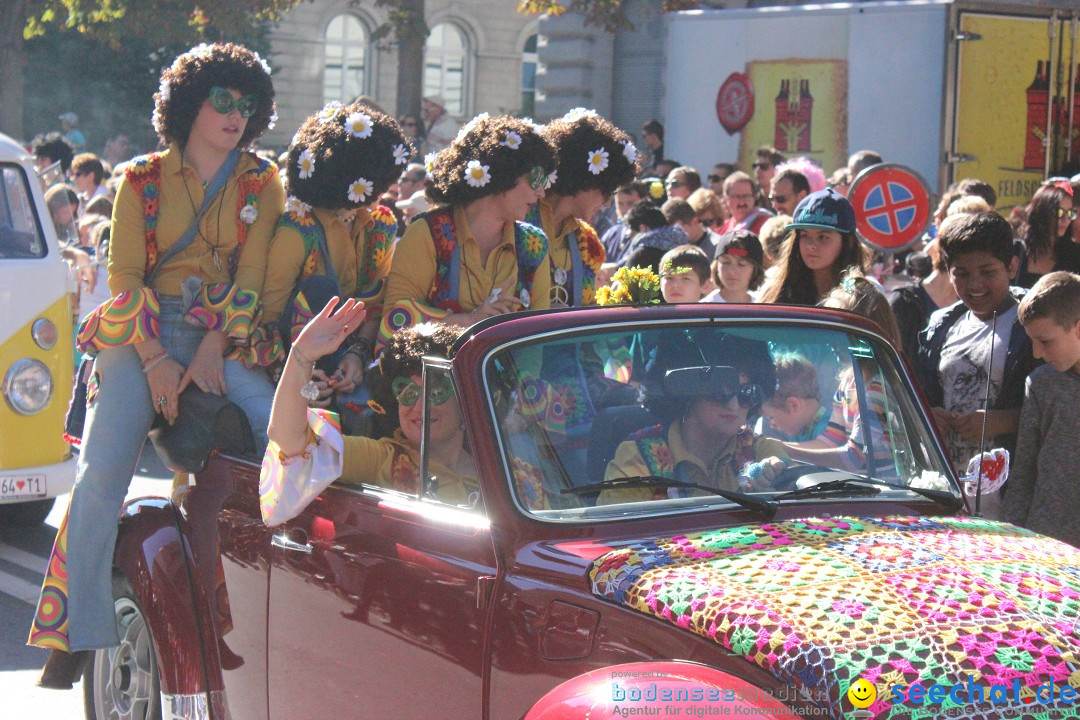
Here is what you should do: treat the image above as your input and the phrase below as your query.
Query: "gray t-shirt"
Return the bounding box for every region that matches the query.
[938,304,1017,472]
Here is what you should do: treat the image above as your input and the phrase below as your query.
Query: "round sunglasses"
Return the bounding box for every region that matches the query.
[208,86,259,119]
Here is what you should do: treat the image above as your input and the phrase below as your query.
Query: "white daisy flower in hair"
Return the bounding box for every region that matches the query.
[345,111,374,139]
[317,101,342,124]
[587,148,609,175]
[267,111,278,131]
[297,149,315,179]
[456,112,490,142]
[564,107,597,122]
[285,195,312,219]
[348,177,374,203]
[500,131,522,150]
[393,144,410,165]
[464,160,491,188]
[425,152,438,173]
[622,140,638,164]
[545,169,558,190]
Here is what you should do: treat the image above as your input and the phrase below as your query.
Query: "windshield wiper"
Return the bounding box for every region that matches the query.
[564,476,777,519]
[773,470,963,512]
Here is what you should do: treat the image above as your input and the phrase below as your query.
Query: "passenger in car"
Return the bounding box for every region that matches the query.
[781,270,903,481]
[261,102,407,425]
[378,114,556,348]
[598,333,789,505]
[261,306,550,521]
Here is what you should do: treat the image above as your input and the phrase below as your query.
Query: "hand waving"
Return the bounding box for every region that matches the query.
[292,297,367,364]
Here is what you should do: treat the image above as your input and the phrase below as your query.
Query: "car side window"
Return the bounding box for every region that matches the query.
[0,165,48,259]
[418,361,482,510]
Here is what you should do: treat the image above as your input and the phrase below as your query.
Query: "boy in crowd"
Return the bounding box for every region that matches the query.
[916,212,1038,517]
[760,353,829,442]
[1005,272,1080,545]
[658,244,710,303]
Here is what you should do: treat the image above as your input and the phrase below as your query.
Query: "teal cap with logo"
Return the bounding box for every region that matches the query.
[786,188,856,234]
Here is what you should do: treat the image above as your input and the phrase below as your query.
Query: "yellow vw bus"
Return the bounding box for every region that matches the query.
[0,131,76,525]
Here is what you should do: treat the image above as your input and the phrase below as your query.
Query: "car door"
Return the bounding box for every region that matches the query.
[265,362,497,719]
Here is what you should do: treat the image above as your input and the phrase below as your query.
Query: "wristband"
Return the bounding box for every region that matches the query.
[142,354,168,374]
[140,349,166,367]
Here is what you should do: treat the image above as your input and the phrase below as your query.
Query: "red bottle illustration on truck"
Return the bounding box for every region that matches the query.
[1024,60,1080,170]
[774,79,813,153]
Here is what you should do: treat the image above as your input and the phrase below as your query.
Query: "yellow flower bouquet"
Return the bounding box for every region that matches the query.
[595,266,661,306]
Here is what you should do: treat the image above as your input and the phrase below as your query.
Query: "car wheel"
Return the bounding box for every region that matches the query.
[0,498,55,527]
[83,574,162,720]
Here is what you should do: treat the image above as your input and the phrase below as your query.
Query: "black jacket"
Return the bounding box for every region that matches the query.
[915,287,1040,454]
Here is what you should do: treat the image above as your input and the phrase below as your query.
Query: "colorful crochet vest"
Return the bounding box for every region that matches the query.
[275,210,327,283]
[420,207,547,313]
[525,205,604,306]
[356,204,397,305]
[631,424,758,480]
[123,150,277,280]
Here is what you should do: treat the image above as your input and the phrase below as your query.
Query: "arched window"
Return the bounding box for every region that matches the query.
[424,22,468,117]
[521,34,538,117]
[323,14,369,105]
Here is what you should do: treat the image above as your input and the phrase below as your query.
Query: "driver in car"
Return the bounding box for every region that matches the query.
[598,335,789,505]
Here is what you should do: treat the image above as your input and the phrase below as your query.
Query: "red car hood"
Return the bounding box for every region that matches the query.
[589,516,1080,719]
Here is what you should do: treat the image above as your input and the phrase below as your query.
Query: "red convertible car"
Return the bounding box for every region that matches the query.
[86,305,1080,720]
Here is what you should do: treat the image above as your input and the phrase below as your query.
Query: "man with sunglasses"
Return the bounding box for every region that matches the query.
[598,344,789,505]
[69,152,109,216]
[769,168,810,218]
[664,166,701,201]
[753,146,784,207]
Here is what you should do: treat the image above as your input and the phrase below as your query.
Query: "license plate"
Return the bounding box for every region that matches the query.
[0,475,47,499]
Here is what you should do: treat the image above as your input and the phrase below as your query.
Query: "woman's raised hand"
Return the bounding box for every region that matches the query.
[292,297,367,363]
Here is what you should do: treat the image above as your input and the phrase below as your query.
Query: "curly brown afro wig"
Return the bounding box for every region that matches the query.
[153,43,276,149]
[285,102,410,209]
[542,110,639,198]
[426,114,555,207]
[367,323,466,435]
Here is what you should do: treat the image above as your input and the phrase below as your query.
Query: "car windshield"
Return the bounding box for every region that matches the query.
[0,164,48,259]
[484,320,958,521]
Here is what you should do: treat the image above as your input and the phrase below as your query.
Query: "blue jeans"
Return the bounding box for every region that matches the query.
[64,298,274,650]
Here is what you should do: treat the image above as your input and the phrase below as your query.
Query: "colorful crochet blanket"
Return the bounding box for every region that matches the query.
[589,516,1080,719]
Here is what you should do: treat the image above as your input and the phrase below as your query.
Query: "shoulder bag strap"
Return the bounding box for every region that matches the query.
[144,149,241,285]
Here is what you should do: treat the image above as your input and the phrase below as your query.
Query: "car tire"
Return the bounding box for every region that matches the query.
[83,574,162,720]
[0,498,54,527]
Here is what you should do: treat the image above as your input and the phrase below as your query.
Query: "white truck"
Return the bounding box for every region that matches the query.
[663,0,1080,208]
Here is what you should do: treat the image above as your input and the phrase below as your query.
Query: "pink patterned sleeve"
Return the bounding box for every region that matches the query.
[259,409,345,526]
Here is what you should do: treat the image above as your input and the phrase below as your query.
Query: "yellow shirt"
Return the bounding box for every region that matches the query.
[536,197,584,271]
[383,205,551,314]
[340,431,477,506]
[262,207,359,324]
[598,423,789,505]
[108,146,285,297]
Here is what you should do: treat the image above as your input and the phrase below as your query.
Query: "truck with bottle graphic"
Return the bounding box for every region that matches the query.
[663,0,1079,208]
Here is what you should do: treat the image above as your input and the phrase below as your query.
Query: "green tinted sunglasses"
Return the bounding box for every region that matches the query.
[527,165,549,191]
[392,375,454,408]
[209,86,259,118]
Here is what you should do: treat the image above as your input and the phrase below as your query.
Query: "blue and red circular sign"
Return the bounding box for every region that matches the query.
[847,163,932,253]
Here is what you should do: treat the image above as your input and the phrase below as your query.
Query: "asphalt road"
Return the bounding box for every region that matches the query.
[0,442,172,720]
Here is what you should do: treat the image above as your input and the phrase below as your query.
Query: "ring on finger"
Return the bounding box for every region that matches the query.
[157,395,167,407]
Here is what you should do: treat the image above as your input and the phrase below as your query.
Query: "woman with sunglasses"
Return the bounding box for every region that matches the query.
[261,305,549,513]
[398,113,424,157]
[597,331,788,505]
[31,43,284,688]
[530,109,638,308]
[1015,181,1078,288]
[260,101,407,425]
[378,114,556,347]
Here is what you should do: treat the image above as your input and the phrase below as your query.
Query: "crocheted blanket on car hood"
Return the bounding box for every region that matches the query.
[589,516,1080,720]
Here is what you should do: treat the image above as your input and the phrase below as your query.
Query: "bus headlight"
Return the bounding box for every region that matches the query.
[3,359,53,415]
[31,318,59,350]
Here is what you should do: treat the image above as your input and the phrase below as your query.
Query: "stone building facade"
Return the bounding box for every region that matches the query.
[264,0,541,149]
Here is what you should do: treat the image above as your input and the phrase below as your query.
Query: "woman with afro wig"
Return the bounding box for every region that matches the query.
[530,109,638,307]
[260,302,551,517]
[32,42,284,688]
[378,114,556,348]
[261,101,409,420]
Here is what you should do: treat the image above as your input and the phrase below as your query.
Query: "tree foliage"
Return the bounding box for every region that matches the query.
[517,0,700,32]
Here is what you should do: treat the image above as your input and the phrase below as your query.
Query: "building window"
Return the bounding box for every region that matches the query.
[521,34,538,117]
[424,22,468,117]
[323,14,369,105]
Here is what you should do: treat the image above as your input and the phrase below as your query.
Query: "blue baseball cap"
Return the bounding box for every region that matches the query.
[786,188,856,234]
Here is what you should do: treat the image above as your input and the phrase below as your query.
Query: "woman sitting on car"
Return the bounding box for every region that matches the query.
[598,332,789,505]
[261,301,549,522]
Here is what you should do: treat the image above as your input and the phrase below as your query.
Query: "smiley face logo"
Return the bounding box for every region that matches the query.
[847,678,877,709]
